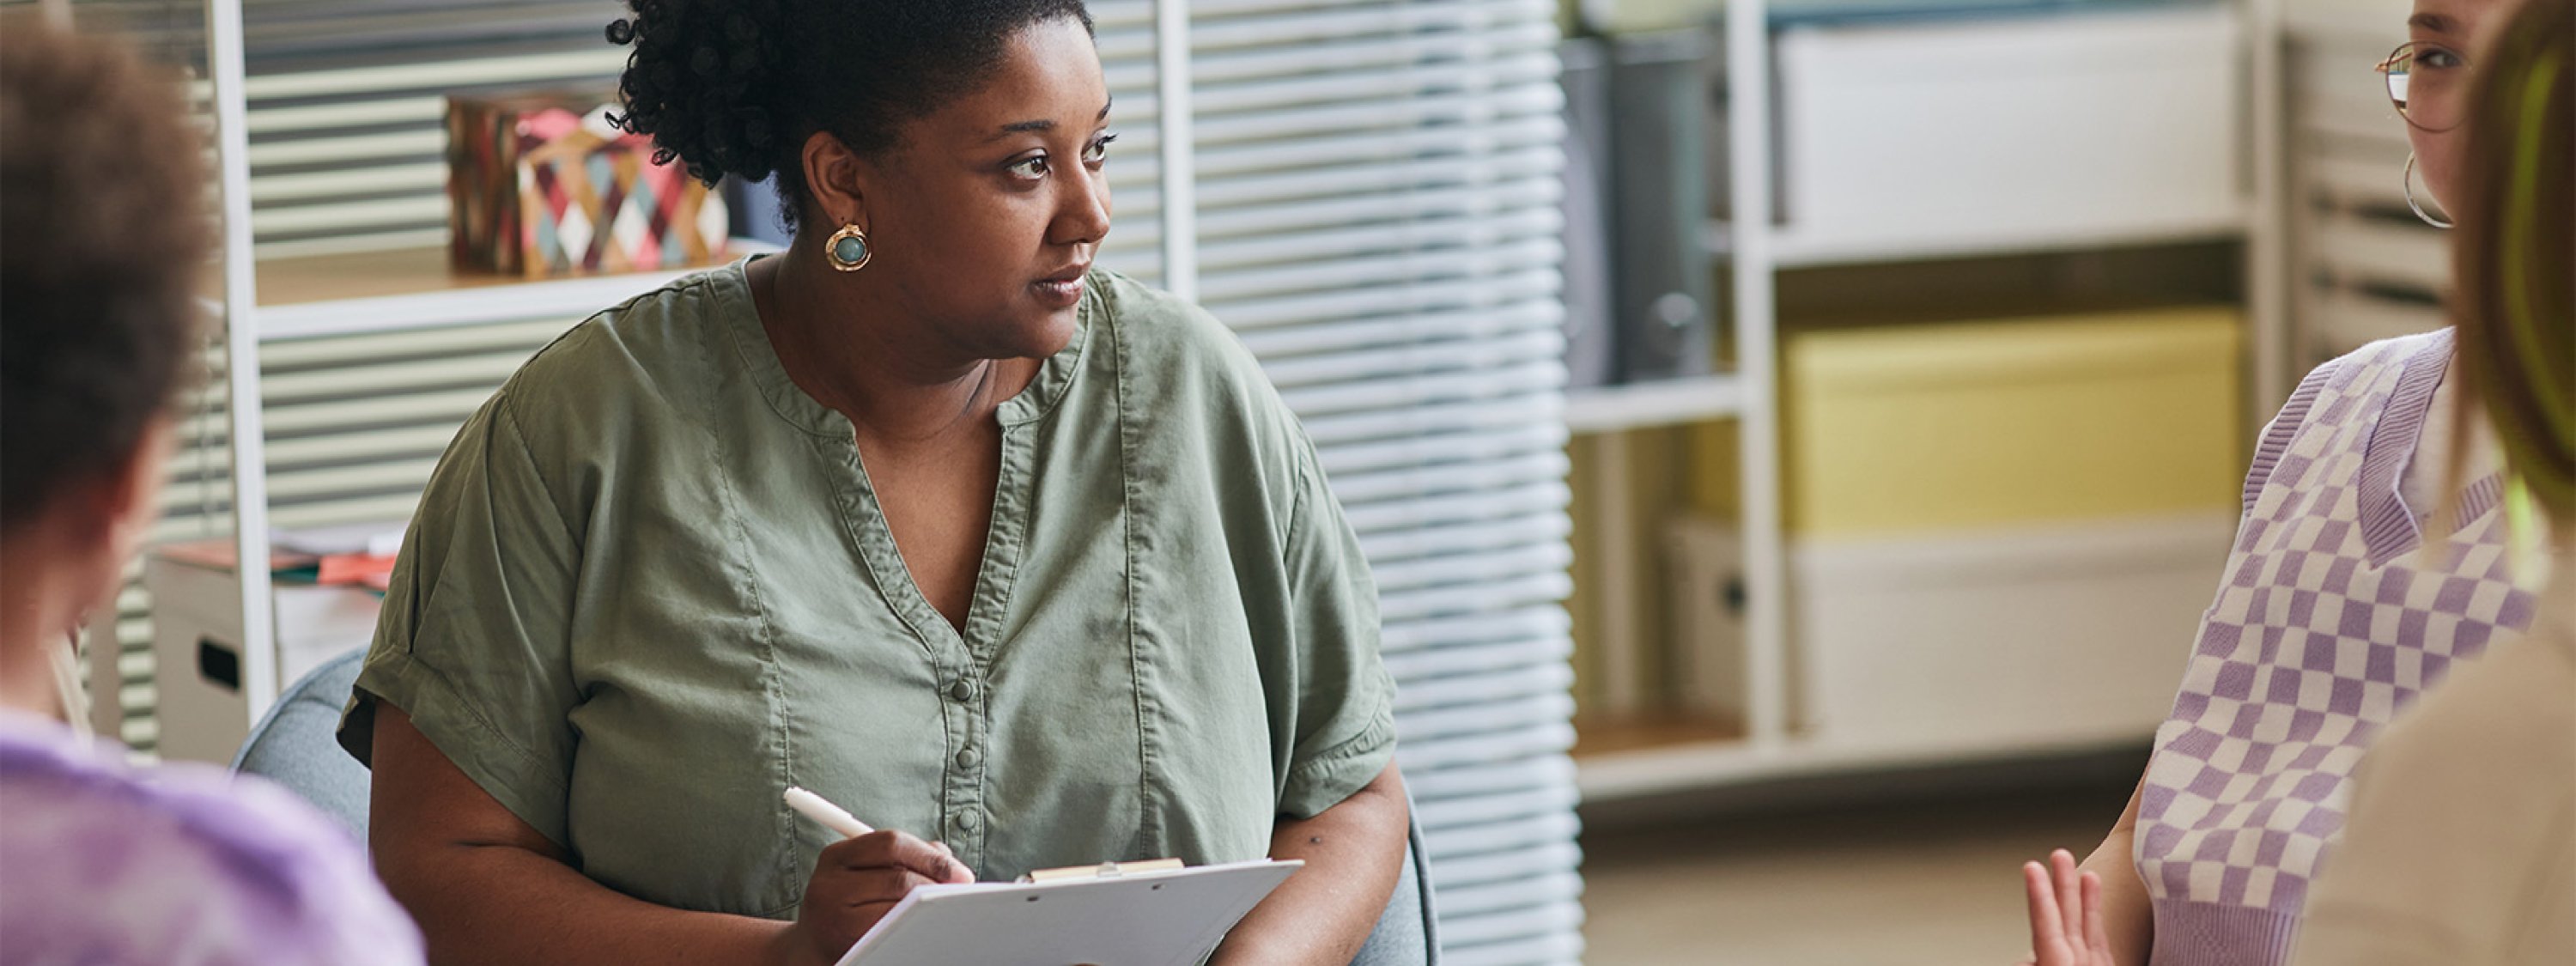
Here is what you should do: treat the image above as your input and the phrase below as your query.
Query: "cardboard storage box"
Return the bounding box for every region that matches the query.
[448,92,730,278]
[1782,306,2244,535]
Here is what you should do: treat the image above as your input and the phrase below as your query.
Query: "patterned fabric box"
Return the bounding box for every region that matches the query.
[447,92,728,277]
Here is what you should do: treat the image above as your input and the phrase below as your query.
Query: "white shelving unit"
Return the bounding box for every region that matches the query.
[1562,374,1747,432]
[1567,0,2288,802]
[1701,212,2254,270]
[199,260,755,712]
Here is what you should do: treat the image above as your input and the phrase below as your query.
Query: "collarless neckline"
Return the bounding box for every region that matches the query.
[714,255,1096,437]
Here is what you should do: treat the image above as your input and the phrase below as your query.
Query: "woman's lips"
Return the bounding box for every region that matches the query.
[1034,268,1087,307]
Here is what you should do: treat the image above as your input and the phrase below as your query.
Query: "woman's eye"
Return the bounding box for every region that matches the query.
[2418,46,2464,70]
[1083,133,1118,165]
[1007,155,1050,179]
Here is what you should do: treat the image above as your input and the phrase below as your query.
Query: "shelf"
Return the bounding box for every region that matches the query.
[1571,714,1746,757]
[247,244,767,342]
[1576,729,2151,803]
[1563,374,1747,434]
[1571,716,1757,803]
[1701,211,2250,270]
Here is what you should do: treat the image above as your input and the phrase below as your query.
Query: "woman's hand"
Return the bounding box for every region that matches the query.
[2018,848,2116,966]
[771,831,974,966]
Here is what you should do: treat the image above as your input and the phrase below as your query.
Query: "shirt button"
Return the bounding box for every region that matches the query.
[955,746,982,769]
[953,810,983,835]
[946,679,976,702]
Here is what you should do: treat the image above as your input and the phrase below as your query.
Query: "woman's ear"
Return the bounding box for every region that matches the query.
[799,131,871,233]
[97,419,174,561]
[39,419,176,640]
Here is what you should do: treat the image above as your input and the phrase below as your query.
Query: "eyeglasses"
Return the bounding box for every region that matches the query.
[2376,40,2473,132]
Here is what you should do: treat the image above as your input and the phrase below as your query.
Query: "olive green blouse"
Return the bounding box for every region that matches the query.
[337,259,1396,919]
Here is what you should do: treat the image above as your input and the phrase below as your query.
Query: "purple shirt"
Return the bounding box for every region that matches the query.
[2136,331,2540,966]
[0,709,423,965]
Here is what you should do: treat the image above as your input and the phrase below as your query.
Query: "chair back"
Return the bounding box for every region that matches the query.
[230,648,371,836]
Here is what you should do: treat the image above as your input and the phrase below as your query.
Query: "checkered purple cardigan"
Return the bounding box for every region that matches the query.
[2135,331,2539,966]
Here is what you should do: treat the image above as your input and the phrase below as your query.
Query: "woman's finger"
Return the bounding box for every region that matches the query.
[925,840,970,884]
[2051,849,2085,942]
[2081,871,2111,957]
[2023,860,2064,964]
[824,830,971,883]
[827,866,933,906]
[827,896,909,942]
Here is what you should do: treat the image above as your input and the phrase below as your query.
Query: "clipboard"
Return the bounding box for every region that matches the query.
[832,858,1301,966]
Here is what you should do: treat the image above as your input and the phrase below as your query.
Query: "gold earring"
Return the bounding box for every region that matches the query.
[825,223,872,271]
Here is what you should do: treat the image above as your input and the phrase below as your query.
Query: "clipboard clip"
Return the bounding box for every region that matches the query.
[1016,857,1187,884]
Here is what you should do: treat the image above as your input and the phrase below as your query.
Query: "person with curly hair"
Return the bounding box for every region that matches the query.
[0,15,424,965]
[337,3,1413,964]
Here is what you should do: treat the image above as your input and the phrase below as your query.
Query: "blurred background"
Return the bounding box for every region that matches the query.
[27,0,2442,961]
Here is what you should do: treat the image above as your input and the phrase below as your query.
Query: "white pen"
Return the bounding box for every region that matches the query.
[786,787,972,881]
[784,786,877,838]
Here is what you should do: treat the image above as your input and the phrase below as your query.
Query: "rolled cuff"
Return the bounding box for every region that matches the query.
[1278,712,1397,819]
[337,648,573,850]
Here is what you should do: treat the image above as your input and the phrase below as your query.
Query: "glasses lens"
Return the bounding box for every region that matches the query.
[2384,48,2413,111]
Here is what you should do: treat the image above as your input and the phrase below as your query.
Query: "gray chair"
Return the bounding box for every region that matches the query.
[1353,805,1442,965]
[232,649,1439,963]
[232,647,372,836]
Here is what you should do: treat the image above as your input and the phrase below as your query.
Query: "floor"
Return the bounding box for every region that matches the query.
[1578,779,2134,965]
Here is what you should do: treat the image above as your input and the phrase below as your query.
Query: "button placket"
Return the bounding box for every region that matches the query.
[939,670,987,867]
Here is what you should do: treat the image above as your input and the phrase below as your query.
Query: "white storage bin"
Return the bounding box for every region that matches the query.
[1788,513,2231,755]
[143,552,382,764]
[1769,4,2245,259]
[1669,511,2234,758]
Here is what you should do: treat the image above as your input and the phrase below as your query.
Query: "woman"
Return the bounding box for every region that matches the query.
[2293,0,2573,957]
[0,17,423,965]
[2018,0,2540,963]
[338,3,1410,964]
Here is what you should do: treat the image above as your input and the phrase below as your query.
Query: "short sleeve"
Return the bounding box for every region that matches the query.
[337,395,583,848]
[1270,435,1399,819]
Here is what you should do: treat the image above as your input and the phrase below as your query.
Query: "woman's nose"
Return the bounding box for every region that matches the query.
[1054,173,1111,246]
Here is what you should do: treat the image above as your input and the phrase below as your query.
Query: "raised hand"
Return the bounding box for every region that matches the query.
[2017,848,2115,966]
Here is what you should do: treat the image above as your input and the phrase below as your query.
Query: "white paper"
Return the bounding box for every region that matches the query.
[832,859,1301,966]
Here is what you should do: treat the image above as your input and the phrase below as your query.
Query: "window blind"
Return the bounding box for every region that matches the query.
[1185,3,1578,961]
[2283,23,2448,366]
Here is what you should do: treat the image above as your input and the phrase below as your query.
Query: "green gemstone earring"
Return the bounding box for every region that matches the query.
[825,223,872,271]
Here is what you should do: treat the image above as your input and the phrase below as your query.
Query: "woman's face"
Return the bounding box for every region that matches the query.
[2403,0,2505,210]
[842,17,1113,362]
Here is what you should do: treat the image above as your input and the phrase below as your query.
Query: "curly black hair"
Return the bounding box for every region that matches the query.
[0,18,207,532]
[606,0,1093,234]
